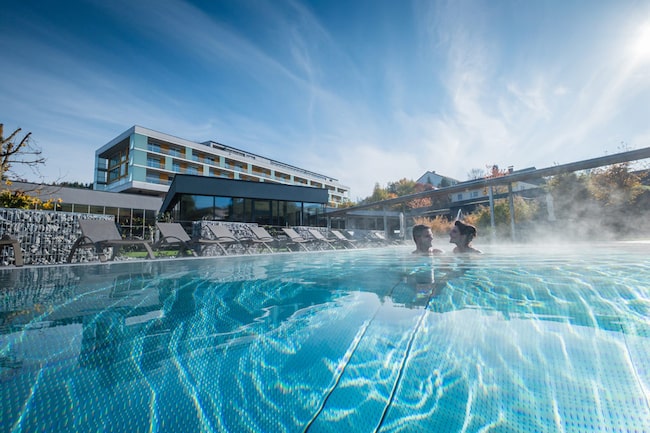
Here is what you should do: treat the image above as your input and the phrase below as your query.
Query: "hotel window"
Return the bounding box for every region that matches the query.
[471,191,479,198]
[252,166,271,177]
[253,200,272,225]
[214,197,232,220]
[225,158,247,172]
[211,168,232,179]
[457,193,463,200]
[147,156,164,169]
[286,201,302,226]
[146,172,162,184]
[167,147,183,157]
[275,171,290,181]
[147,141,162,153]
[106,149,128,183]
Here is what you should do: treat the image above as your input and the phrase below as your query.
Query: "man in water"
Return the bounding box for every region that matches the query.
[411,224,443,255]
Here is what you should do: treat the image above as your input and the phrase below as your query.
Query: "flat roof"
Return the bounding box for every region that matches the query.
[6,181,163,210]
[160,174,329,213]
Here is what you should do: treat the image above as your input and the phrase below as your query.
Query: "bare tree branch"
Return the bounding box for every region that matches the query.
[1,124,46,180]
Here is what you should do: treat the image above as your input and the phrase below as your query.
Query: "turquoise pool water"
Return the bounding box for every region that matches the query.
[1,243,649,432]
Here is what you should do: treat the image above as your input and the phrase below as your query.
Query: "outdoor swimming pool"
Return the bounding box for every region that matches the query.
[1,243,649,432]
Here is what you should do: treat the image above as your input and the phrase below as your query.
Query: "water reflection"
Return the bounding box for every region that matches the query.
[1,247,649,432]
[1,258,344,389]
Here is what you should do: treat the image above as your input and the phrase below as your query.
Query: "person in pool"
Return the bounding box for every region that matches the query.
[412,224,443,255]
[449,220,482,254]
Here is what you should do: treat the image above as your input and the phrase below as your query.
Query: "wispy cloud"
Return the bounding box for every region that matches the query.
[1,0,648,197]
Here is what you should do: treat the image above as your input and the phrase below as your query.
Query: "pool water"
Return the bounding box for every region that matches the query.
[1,243,649,432]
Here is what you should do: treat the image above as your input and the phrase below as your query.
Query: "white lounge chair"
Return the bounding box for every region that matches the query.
[330,230,357,249]
[281,228,314,251]
[206,224,250,255]
[307,229,336,250]
[248,226,278,253]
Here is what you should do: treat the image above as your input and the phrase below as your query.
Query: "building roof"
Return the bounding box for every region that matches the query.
[160,174,329,213]
[416,171,459,186]
[5,181,162,210]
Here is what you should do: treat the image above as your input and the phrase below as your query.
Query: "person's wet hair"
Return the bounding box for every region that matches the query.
[455,220,477,243]
[412,224,430,241]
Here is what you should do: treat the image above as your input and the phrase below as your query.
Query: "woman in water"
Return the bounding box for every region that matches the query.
[449,220,482,254]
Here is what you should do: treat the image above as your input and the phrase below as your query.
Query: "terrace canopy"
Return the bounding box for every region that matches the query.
[160,174,329,227]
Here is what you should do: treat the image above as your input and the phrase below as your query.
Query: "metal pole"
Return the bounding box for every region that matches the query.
[508,183,516,241]
[383,205,389,239]
[488,186,495,239]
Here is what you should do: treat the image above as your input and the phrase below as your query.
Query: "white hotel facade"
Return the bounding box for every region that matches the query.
[93,125,350,207]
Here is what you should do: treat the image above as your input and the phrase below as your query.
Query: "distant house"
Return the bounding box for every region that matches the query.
[416,171,459,188]
[449,167,542,206]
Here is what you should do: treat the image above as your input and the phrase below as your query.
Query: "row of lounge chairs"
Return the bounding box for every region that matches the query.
[64,220,373,263]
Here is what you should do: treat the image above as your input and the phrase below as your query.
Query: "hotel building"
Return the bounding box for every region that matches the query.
[93,126,350,207]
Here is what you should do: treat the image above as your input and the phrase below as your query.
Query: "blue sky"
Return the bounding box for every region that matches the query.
[1,0,649,200]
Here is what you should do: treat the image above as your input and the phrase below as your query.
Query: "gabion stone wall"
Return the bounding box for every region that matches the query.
[0,208,113,266]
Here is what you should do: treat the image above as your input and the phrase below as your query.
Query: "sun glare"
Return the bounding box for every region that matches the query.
[629,20,650,62]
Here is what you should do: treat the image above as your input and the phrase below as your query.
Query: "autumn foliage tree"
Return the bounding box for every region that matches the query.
[360,178,439,210]
[588,163,643,207]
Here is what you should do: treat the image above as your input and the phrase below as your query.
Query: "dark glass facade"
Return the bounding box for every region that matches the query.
[170,194,325,227]
[160,175,330,228]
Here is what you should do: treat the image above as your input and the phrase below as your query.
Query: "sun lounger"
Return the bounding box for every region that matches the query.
[330,230,357,249]
[67,219,155,263]
[368,230,392,246]
[307,229,336,250]
[206,224,250,255]
[373,230,403,245]
[1,234,24,267]
[281,228,314,251]
[248,226,278,253]
[154,222,198,257]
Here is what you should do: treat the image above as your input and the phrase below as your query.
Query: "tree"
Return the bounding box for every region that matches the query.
[387,178,418,197]
[589,163,643,207]
[55,181,93,189]
[1,124,55,209]
[363,182,397,204]
[471,196,540,239]
[467,168,485,180]
[405,182,435,209]
[1,124,45,180]
[545,172,592,220]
